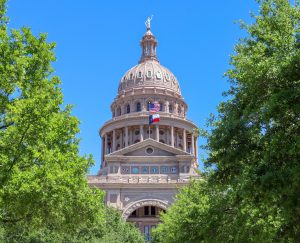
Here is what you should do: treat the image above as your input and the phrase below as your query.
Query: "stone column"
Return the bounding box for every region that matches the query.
[129,128,133,145]
[117,162,121,175]
[101,137,104,165]
[104,133,108,155]
[142,99,146,111]
[171,126,174,147]
[120,129,123,148]
[156,125,159,142]
[166,128,170,145]
[191,133,195,155]
[175,103,178,115]
[176,130,179,148]
[130,101,134,112]
[195,137,198,161]
[165,100,169,113]
[183,129,186,152]
[120,105,124,115]
[112,130,116,152]
[125,126,128,147]
[140,125,144,142]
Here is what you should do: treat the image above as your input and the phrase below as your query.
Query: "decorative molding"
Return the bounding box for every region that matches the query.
[122,199,169,219]
[87,175,196,185]
[99,113,197,136]
[107,138,190,157]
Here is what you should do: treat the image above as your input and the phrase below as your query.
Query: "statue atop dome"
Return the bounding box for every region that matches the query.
[140,15,158,63]
[145,15,153,30]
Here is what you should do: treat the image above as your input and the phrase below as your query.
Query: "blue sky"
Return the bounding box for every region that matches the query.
[7,0,258,174]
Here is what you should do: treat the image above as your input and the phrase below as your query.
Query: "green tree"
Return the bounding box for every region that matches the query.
[153,179,213,243]
[154,0,300,242]
[0,0,115,241]
[100,207,146,243]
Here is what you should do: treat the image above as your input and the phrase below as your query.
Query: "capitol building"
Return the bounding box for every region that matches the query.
[88,19,200,240]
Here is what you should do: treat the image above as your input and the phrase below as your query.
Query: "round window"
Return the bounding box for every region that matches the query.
[146,147,154,155]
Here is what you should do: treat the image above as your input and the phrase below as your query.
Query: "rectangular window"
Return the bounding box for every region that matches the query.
[144,226,150,241]
[144,206,149,216]
[150,166,158,174]
[151,206,156,216]
[160,166,169,173]
[142,166,149,174]
[171,167,177,173]
[131,167,139,174]
[110,166,118,173]
[121,166,130,174]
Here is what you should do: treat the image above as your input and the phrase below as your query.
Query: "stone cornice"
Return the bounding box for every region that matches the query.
[105,156,176,163]
[87,175,200,189]
[99,113,197,136]
[115,87,184,100]
[104,155,194,163]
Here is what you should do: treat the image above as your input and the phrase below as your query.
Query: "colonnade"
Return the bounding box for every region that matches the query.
[101,125,198,163]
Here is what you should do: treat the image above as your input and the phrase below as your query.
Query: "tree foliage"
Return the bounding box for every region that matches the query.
[154,0,300,242]
[0,0,144,242]
[100,207,146,243]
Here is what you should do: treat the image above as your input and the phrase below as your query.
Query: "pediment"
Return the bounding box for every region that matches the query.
[107,138,190,157]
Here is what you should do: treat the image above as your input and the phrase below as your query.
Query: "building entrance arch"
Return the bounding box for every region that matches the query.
[122,199,169,219]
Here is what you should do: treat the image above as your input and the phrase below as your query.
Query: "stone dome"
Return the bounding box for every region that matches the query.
[117,26,181,96]
[118,60,181,95]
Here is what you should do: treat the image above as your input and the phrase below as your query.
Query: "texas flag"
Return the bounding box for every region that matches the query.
[149,114,160,124]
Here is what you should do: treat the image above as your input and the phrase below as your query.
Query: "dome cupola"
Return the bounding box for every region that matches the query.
[117,18,182,97]
[139,16,158,63]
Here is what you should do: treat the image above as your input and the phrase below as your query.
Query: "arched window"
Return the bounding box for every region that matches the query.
[178,105,182,116]
[159,102,163,112]
[169,104,173,113]
[126,104,130,114]
[147,101,152,111]
[136,102,141,112]
[117,107,121,116]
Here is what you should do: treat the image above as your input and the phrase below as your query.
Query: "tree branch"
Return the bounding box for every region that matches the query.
[0,122,14,130]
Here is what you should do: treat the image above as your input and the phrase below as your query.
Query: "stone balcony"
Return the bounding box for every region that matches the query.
[104,111,197,126]
[87,175,199,185]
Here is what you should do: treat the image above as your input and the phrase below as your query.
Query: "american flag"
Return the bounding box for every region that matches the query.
[149,102,160,112]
